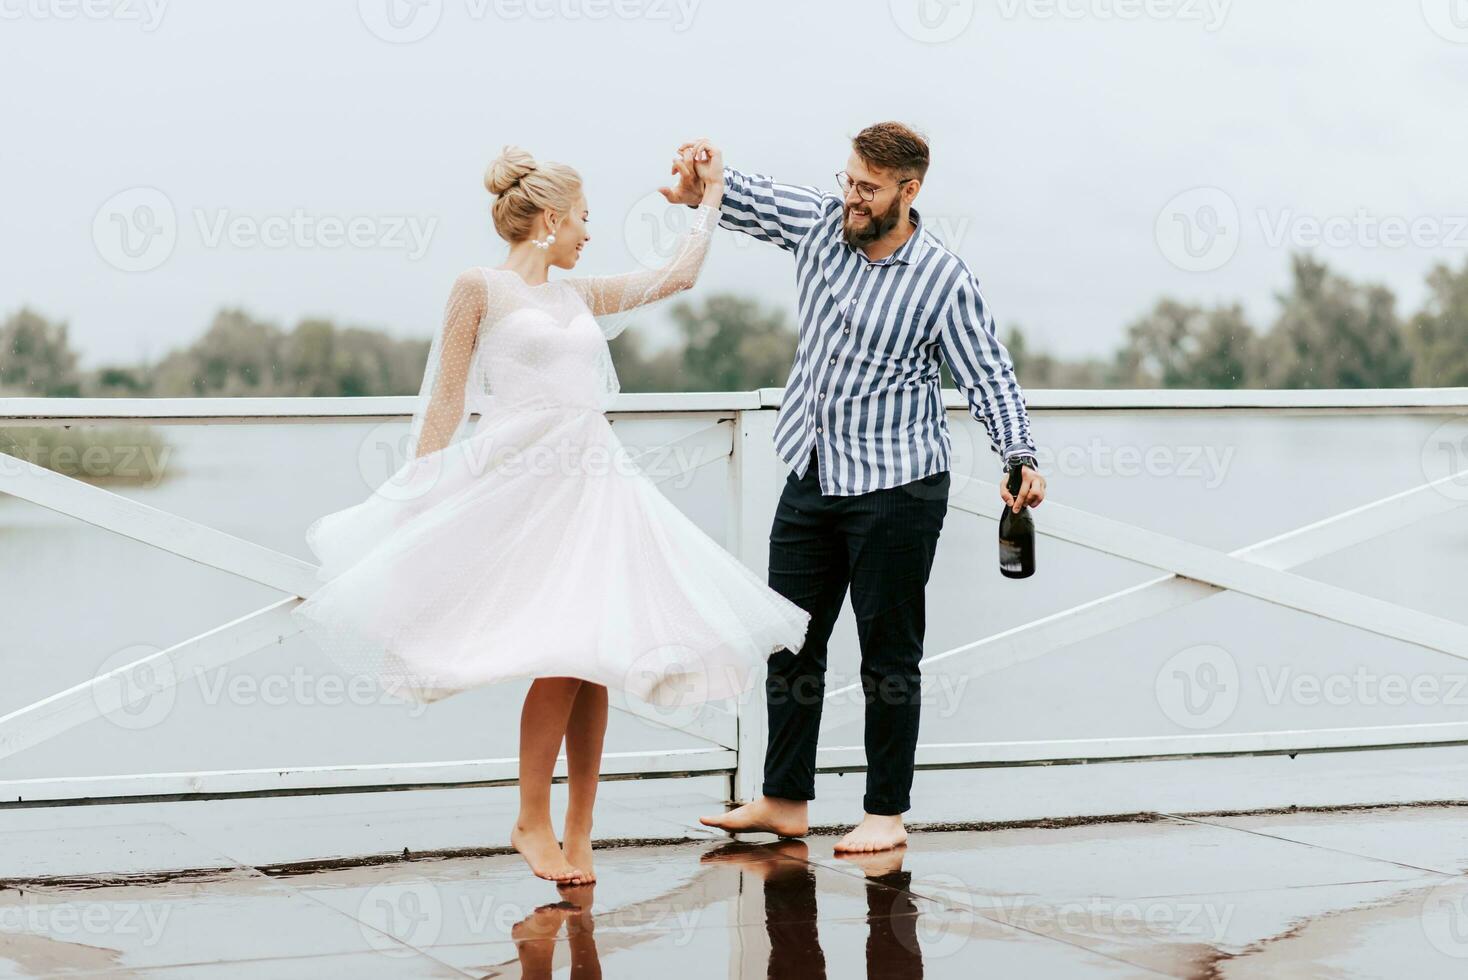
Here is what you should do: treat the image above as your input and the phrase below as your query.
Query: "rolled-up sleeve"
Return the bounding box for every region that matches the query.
[716,166,828,252]
[938,272,1037,465]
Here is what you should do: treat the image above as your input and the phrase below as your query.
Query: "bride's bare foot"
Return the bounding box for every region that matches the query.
[833,813,907,853]
[699,796,808,837]
[511,821,588,883]
[562,830,596,883]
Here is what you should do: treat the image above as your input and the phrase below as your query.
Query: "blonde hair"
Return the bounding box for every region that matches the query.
[484,145,582,244]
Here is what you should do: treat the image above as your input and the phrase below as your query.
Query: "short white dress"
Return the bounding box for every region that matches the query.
[290,204,810,707]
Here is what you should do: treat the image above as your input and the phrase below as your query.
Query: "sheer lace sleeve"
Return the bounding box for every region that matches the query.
[566,203,716,340]
[405,268,488,460]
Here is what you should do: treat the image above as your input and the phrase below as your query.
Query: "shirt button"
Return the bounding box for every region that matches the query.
[843,327,850,333]
[816,426,823,433]
[818,392,825,399]
[829,356,836,364]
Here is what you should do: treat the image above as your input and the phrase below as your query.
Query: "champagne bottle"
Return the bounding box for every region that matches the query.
[998,464,1035,579]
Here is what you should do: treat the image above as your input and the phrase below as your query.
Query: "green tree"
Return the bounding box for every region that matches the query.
[1257,254,1411,388]
[0,307,82,396]
[1404,258,1468,387]
[1114,299,1259,388]
[617,294,797,392]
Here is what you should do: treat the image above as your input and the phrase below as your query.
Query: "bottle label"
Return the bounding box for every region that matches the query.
[999,540,1024,574]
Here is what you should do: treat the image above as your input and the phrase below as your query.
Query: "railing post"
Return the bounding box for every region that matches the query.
[726,404,782,804]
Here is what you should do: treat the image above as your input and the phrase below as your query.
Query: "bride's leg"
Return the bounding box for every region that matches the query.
[514,677,589,883]
[563,681,607,880]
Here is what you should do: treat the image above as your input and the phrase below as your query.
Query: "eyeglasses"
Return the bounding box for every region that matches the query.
[836,171,916,203]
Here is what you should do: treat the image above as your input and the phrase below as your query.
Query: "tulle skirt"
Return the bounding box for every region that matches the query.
[291,404,811,706]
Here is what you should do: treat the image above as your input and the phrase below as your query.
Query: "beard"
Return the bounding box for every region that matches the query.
[842,194,903,249]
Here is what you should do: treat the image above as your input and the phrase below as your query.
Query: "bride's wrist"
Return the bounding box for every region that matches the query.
[698,180,724,207]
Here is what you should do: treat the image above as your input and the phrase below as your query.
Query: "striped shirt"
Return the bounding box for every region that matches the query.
[717,165,1038,496]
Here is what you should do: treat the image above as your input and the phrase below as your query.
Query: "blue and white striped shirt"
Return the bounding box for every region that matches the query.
[716,165,1038,496]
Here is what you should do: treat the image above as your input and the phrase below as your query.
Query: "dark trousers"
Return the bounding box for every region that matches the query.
[762,447,949,815]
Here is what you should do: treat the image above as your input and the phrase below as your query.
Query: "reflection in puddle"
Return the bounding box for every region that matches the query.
[505,840,929,978]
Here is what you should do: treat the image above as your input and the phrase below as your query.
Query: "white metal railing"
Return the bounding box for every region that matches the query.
[2,387,1467,810]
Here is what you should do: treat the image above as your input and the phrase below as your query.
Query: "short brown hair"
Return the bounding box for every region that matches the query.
[851,121,930,181]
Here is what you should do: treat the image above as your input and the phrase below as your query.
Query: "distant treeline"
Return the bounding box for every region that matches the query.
[3,252,1467,401]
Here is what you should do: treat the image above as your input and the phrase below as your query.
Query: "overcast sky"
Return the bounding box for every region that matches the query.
[2,0,1464,369]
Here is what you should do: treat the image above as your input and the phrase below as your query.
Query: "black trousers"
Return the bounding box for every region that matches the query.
[762,447,949,815]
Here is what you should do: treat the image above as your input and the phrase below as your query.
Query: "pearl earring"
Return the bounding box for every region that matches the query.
[533,232,557,250]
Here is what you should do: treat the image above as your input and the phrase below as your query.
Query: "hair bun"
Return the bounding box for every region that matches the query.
[485,145,537,195]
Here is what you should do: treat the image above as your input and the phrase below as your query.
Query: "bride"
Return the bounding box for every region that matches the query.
[291,145,811,885]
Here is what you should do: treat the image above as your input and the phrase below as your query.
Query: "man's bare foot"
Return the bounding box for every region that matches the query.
[511,821,588,883]
[835,843,907,876]
[701,838,810,866]
[833,813,907,853]
[699,796,808,837]
[562,830,596,883]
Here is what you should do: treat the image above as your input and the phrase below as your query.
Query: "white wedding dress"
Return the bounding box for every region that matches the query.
[291,204,810,706]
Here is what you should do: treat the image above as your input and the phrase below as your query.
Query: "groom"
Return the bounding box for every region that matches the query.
[662,122,1046,852]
